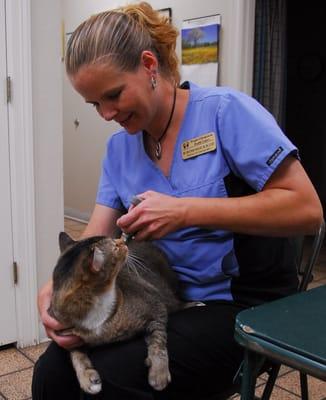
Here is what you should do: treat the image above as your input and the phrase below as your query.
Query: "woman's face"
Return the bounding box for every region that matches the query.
[70,61,156,134]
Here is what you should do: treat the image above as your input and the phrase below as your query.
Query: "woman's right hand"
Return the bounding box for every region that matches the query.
[38,280,83,350]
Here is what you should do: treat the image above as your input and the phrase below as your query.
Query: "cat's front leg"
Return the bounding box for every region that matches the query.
[145,310,171,391]
[70,350,102,394]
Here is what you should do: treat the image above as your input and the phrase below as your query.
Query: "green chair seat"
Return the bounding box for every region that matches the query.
[234,285,326,400]
[235,285,326,381]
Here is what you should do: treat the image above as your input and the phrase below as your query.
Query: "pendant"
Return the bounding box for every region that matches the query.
[155,141,162,159]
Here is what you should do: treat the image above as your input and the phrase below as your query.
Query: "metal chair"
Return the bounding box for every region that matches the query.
[234,220,325,400]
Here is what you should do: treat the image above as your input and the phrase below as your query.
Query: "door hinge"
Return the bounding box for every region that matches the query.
[13,261,18,285]
[6,76,12,103]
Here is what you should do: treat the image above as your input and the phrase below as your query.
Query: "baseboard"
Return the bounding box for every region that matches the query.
[64,207,90,223]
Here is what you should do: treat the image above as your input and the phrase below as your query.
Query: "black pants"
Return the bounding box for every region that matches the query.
[32,301,245,399]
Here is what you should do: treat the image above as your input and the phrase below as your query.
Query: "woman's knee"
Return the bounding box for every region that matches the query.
[32,342,80,400]
[88,338,151,391]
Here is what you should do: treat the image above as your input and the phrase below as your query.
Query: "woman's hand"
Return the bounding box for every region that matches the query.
[118,158,323,239]
[117,191,186,240]
[38,280,83,350]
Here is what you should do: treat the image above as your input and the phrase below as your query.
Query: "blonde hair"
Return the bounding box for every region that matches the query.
[65,2,180,84]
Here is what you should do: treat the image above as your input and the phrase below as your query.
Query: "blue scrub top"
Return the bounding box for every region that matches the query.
[96,82,298,304]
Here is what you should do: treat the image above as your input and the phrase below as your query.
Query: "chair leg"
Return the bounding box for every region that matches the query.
[260,365,281,400]
[240,350,261,400]
[300,372,309,400]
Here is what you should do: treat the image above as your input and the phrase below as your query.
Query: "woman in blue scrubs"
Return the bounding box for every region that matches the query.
[33,2,323,399]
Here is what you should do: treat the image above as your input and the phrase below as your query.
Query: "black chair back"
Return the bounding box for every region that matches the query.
[298,220,325,292]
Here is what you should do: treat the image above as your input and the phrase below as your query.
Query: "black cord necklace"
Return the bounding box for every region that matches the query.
[146,86,177,160]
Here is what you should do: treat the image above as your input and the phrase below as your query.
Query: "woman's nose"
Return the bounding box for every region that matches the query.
[99,105,118,121]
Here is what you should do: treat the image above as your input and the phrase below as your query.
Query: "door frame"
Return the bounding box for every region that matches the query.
[0,0,16,346]
[5,0,39,347]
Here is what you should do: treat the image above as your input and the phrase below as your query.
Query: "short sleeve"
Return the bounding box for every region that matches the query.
[96,138,125,210]
[217,91,298,191]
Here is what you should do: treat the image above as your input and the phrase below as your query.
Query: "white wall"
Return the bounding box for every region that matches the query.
[62,0,255,220]
[31,0,64,322]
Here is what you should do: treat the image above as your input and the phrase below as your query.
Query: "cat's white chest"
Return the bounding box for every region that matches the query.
[81,285,117,335]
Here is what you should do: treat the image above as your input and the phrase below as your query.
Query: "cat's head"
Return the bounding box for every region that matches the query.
[49,232,128,328]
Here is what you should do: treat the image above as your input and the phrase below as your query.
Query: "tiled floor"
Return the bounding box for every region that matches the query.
[0,218,325,400]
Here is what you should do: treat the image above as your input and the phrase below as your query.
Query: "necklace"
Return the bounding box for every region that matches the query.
[146,86,177,160]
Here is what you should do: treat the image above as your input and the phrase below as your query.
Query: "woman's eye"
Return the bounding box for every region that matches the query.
[107,91,121,100]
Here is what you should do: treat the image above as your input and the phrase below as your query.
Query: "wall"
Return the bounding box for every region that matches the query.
[62,0,255,220]
[31,0,64,338]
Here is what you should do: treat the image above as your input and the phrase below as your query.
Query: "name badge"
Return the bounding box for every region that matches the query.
[181,132,217,160]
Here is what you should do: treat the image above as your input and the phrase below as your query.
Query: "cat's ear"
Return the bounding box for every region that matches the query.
[91,246,105,272]
[59,231,75,253]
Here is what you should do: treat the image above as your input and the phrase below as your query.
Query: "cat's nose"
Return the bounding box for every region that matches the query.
[115,238,125,246]
[115,238,128,253]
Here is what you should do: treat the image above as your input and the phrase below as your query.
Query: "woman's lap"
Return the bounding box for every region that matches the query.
[32,301,245,400]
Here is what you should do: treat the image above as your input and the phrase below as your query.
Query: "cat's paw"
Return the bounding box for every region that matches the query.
[146,356,171,391]
[80,368,102,394]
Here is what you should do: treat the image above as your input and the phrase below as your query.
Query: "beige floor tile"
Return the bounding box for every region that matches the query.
[259,365,293,381]
[275,371,326,399]
[0,367,33,399]
[67,225,86,232]
[64,219,86,240]
[312,270,326,281]
[64,223,79,233]
[70,227,86,235]
[63,219,74,227]
[255,383,300,399]
[65,229,83,240]
[74,226,86,234]
[70,226,86,234]
[308,279,326,290]
[64,218,86,229]
[64,218,83,228]
[19,341,50,363]
[0,348,33,376]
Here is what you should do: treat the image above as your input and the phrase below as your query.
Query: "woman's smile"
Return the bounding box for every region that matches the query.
[118,113,133,127]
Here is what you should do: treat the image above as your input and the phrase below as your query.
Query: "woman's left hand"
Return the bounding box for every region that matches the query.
[117,191,185,240]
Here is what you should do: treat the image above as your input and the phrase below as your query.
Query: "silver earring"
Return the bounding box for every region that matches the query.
[151,75,157,89]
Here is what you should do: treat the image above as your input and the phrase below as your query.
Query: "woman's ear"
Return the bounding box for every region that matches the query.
[141,50,158,74]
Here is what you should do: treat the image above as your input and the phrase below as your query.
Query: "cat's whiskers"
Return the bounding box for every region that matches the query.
[125,256,151,279]
[127,252,154,275]
[125,258,141,278]
[126,257,152,278]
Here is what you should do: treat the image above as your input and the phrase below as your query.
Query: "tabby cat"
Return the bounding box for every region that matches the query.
[49,232,187,394]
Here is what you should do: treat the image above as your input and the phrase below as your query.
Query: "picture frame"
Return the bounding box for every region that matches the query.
[158,7,172,21]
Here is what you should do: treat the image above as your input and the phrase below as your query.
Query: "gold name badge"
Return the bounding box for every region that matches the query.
[181,132,217,160]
